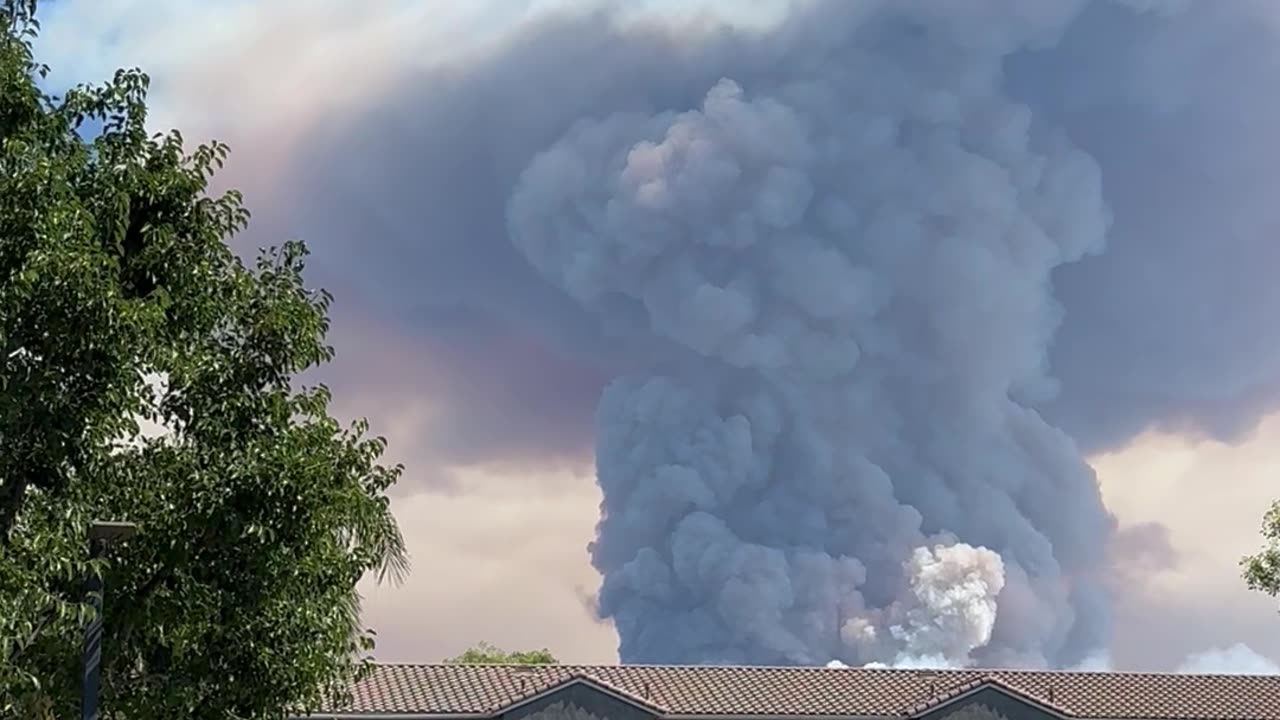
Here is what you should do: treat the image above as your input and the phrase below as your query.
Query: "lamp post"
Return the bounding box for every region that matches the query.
[82,520,137,720]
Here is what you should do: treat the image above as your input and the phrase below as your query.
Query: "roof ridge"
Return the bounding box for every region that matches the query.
[366,661,1280,678]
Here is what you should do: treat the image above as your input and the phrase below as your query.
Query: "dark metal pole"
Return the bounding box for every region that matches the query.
[81,538,106,720]
[80,520,135,720]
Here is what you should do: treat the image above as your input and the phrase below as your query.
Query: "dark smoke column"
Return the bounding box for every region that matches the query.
[508,1,1118,668]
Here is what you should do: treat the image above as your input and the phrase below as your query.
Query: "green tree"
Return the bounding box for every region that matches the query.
[0,2,408,717]
[1242,502,1280,604]
[444,642,560,665]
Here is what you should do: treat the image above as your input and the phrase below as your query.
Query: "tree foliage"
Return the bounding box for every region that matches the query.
[1242,502,1280,603]
[0,2,408,717]
[444,642,560,666]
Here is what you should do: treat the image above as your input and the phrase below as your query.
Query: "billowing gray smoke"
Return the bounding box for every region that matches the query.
[292,0,1280,669]
[506,0,1121,667]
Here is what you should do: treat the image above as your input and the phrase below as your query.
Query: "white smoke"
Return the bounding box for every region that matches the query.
[839,543,1004,669]
[1067,650,1113,672]
[860,656,953,670]
[886,544,1006,664]
[1177,644,1280,675]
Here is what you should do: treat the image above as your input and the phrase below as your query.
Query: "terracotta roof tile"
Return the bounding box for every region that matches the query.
[321,663,1280,719]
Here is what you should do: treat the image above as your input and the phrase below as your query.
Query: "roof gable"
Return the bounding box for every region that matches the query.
[499,674,668,718]
[907,677,1068,719]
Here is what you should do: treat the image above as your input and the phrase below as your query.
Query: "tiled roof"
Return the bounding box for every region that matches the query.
[318,663,1280,719]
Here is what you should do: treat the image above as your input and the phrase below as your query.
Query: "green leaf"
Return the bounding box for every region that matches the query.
[443,643,561,666]
[0,3,408,717]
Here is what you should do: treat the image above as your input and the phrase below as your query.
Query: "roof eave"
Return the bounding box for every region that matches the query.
[299,715,892,720]
[289,707,483,712]
[663,714,892,720]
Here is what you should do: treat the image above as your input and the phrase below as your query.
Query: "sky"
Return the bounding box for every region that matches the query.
[33,0,1280,671]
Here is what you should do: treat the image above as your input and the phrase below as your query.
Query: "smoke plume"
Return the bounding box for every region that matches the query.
[509,0,1119,668]
[279,0,1280,668]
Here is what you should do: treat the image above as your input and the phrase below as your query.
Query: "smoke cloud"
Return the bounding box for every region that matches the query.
[1177,644,1280,676]
[1014,0,1280,450]
[268,0,1280,668]
[509,0,1113,668]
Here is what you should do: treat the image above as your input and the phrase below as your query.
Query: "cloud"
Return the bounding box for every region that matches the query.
[357,465,618,664]
[1094,412,1280,670]
[35,0,527,133]
[319,301,601,490]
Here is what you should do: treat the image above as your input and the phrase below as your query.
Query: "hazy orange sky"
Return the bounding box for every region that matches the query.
[39,0,1280,671]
